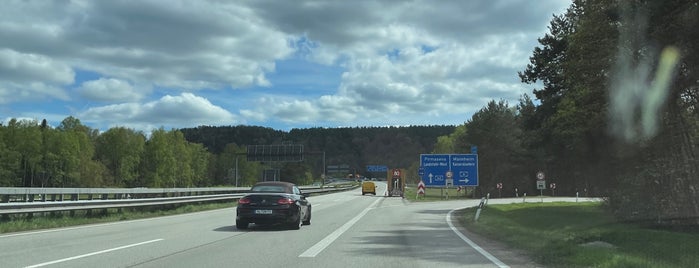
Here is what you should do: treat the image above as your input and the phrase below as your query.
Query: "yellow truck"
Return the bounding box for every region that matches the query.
[361,181,377,195]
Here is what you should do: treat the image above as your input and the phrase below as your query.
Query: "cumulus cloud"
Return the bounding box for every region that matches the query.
[78,78,143,102]
[239,109,266,122]
[246,39,536,126]
[2,0,570,130]
[238,0,567,127]
[0,81,70,104]
[0,49,72,103]
[0,49,74,85]
[79,93,236,129]
[0,0,293,91]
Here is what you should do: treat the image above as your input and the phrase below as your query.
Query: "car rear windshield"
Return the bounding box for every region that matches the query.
[251,186,287,193]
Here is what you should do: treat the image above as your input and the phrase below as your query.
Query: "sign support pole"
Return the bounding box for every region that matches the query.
[540,189,543,203]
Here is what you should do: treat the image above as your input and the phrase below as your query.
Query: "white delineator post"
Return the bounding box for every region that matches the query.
[474,197,486,221]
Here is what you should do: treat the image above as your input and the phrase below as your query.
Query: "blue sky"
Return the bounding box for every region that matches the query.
[0,0,570,132]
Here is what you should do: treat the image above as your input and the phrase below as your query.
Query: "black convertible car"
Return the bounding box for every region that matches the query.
[236,181,311,230]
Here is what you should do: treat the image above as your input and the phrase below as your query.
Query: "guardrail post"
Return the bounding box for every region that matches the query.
[29,194,35,202]
[1,195,9,203]
[71,194,78,201]
[101,194,109,215]
[51,194,57,201]
[88,194,93,200]
[116,194,124,213]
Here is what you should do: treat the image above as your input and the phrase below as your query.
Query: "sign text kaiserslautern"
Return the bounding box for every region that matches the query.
[419,154,478,187]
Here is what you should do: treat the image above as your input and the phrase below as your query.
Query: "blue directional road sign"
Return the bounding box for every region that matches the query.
[420,154,478,187]
[366,165,388,172]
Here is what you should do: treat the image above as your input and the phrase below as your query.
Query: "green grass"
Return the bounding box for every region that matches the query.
[0,201,234,234]
[403,185,472,201]
[460,202,699,267]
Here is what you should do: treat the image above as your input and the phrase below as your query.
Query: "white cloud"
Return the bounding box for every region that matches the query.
[79,93,236,130]
[0,81,70,104]
[78,78,143,102]
[0,49,74,85]
[0,49,72,103]
[239,109,267,122]
[237,0,567,127]
[248,38,533,126]
[1,1,294,92]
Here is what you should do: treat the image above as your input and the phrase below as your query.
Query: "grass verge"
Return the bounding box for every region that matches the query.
[459,202,699,267]
[0,201,234,234]
[403,185,472,201]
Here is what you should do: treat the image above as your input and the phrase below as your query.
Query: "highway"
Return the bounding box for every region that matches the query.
[0,182,586,268]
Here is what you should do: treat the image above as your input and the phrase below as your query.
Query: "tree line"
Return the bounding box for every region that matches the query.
[0,118,454,188]
[180,125,455,185]
[429,0,698,226]
[0,117,209,188]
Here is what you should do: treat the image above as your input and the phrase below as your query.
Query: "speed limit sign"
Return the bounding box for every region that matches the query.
[536,171,545,180]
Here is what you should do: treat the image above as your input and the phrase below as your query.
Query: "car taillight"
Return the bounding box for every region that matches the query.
[277,198,295,205]
[238,197,251,204]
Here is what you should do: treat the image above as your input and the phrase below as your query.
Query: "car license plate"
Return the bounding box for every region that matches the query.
[255,210,273,214]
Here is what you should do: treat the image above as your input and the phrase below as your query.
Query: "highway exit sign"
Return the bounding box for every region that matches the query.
[419,154,478,187]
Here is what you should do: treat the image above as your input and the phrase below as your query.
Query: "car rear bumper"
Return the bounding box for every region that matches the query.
[237,206,300,224]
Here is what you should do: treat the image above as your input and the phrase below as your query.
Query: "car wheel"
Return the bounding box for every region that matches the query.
[236,220,248,229]
[362,192,365,195]
[303,207,311,225]
[289,208,302,230]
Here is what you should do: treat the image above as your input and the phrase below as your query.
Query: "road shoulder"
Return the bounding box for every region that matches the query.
[449,209,544,268]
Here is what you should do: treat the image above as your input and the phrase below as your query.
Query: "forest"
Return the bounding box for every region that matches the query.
[0,118,454,189]
[177,125,456,186]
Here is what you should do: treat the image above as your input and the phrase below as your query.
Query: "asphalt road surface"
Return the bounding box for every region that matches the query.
[0,183,595,268]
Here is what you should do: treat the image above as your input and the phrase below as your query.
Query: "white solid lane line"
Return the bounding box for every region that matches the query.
[299,198,382,258]
[446,209,509,268]
[25,239,164,268]
[1,207,230,239]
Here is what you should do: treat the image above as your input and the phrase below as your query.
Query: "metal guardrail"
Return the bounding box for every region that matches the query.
[0,185,351,202]
[0,185,357,215]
